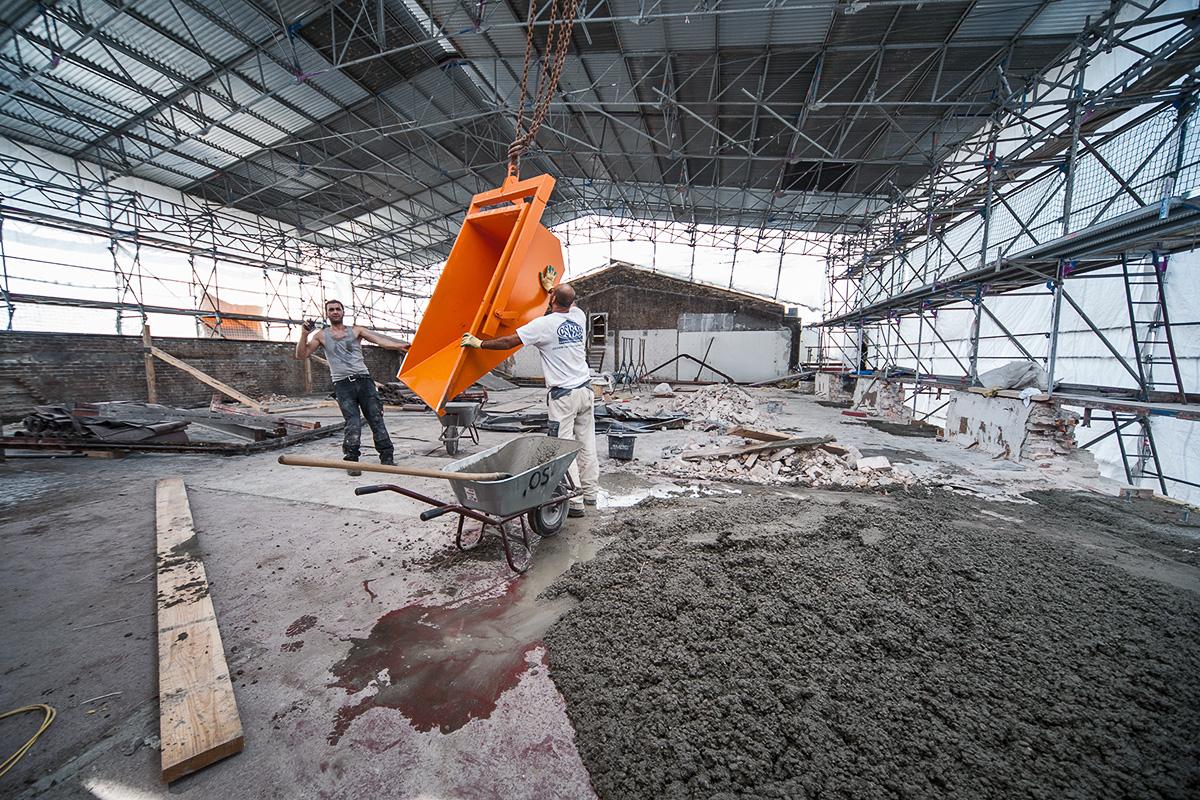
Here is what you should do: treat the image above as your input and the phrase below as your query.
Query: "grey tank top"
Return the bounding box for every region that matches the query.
[322,328,369,381]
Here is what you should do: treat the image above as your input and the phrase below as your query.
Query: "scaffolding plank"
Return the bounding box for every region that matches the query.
[156,478,244,783]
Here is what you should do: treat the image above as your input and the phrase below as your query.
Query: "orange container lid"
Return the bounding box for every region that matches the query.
[398,174,563,412]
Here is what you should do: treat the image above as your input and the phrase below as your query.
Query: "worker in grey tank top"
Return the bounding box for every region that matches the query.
[294,298,410,475]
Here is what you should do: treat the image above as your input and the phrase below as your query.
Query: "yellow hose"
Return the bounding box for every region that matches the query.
[0,704,56,779]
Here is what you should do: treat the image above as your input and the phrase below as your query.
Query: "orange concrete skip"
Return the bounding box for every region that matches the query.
[399,174,564,412]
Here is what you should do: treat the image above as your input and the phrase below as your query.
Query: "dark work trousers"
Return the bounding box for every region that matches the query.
[333,374,393,462]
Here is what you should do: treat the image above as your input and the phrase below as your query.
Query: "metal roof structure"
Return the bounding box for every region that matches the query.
[0,0,1114,268]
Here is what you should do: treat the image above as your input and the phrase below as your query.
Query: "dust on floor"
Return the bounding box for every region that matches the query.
[542,489,1200,800]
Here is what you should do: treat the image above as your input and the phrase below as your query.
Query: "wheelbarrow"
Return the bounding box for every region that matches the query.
[279,435,581,573]
[438,400,482,456]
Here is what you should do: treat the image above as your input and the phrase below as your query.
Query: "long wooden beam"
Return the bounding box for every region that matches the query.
[150,346,263,411]
[156,478,244,782]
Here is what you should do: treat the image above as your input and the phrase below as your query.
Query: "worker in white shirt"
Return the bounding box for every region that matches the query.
[460,283,599,517]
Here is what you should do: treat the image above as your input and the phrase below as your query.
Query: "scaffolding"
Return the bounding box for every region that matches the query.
[0,138,424,339]
[819,0,1200,496]
[0,0,1196,493]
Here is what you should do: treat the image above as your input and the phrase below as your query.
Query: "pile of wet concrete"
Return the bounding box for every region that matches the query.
[543,490,1200,799]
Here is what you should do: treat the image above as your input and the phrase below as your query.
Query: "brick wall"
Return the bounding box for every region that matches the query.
[572,264,786,331]
[0,331,402,421]
[570,265,802,368]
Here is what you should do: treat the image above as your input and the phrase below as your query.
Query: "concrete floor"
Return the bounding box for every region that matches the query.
[0,387,1175,799]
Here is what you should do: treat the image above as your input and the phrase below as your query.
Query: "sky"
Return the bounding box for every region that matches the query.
[4,213,830,339]
[556,220,828,319]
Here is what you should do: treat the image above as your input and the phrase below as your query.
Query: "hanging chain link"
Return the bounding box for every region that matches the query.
[508,0,579,177]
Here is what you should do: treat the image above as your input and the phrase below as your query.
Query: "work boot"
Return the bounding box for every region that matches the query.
[568,506,585,518]
[380,455,396,467]
[344,458,362,477]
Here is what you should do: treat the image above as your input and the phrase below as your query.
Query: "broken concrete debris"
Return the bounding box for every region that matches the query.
[945,390,1081,463]
[856,455,892,472]
[1022,401,1081,460]
[630,383,764,429]
[661,434,914,490]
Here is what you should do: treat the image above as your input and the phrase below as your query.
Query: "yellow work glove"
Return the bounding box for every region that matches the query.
[460,333,483,349]
[539,265,557,293]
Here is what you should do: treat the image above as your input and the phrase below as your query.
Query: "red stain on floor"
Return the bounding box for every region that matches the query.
[327,582,545,741]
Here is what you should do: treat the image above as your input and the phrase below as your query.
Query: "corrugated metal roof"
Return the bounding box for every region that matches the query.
[274,80,345,124]
[770,5,838,46]
[216,108,288,148]
[721,1,839,48]
[38,54,154,114]
[289,39,372,107]
[613,20,665,53]
[81,8,212,83]
[0,112,91,150]
[664,16,716,47]
[129,162,193,188]
[954,0,1041,40]
[1026,0,1111,35]
[210,0,282,43]
[143,151,214,180]
[134,1,249,66]
[0,0,1120,247]
[172,137,242,170]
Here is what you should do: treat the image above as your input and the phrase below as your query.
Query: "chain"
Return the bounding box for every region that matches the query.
[508,0,579,177]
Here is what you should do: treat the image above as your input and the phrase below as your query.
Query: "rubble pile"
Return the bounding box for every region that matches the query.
[1021,403,1081,460]
[646,384,764,429]
[658,437,918,490]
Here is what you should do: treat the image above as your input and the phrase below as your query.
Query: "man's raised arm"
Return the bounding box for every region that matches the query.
[357,327,410,352]
[294,320,322,360]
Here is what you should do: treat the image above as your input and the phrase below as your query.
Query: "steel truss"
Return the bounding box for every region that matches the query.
[820,0,1200,496]
[0,139,421,337]
[0,0,1129,265]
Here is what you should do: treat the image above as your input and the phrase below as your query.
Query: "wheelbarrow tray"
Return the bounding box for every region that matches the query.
[440,401,482,428]
[444,434,580,518]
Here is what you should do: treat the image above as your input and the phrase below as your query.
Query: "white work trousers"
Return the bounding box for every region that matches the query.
[547,386,600,506]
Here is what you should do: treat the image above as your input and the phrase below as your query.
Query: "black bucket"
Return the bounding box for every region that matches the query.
[607,424,637,461]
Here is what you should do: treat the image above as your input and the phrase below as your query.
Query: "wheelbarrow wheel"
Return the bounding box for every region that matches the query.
[528,480,568,537]
[443,425,459,455]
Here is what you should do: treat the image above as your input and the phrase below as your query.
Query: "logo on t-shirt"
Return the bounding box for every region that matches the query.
[556,319,583,345]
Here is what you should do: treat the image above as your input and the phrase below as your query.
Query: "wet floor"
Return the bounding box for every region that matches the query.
[2,391,1143,798]
[317,468,694,744]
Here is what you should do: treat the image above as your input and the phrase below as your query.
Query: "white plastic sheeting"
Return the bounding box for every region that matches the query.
[822,1,1200,503]
[889,249,1200,504]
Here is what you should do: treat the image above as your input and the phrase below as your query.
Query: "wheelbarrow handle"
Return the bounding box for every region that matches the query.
[420,506,457,522]
[354,485,392,496]
[278,455,510,481]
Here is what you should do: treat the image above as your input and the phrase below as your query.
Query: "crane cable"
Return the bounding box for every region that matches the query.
[507,0,579,177]
[0,704,56,780]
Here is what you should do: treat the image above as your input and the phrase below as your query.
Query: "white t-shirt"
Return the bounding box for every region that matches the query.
[516,306,591,389]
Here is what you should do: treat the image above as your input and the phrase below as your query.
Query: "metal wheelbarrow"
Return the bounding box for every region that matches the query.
[438,400,482,456]
[352,435,581,573]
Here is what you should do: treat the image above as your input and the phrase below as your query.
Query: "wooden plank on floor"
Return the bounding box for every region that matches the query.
[727,425,792,442]
[156,478,243,783]
[682,435,835,461]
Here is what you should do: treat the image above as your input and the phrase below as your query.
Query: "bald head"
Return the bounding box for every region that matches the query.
[551,283,575,311]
